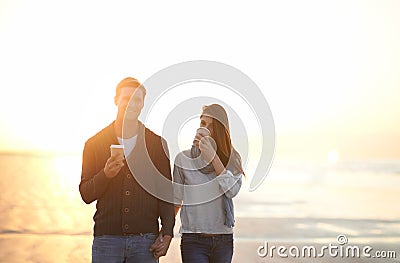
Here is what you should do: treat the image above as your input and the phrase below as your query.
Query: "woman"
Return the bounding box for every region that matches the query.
[173,104,244,263]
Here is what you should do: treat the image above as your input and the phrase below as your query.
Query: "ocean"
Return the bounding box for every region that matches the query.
[0,153,399,262]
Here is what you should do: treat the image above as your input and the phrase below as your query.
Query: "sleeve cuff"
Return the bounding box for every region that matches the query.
[93,169,111,188]
[217,170,242,191]
[216,169,235,180]
[162,224,174,237]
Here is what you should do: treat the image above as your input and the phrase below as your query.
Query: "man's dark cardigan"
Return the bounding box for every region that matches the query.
[79,121,175,237]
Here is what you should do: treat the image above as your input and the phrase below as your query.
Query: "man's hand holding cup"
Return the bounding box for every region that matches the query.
[104,145,125,178]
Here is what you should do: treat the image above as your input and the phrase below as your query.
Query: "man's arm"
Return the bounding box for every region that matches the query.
[79,141,116,204]
[150,138,175,258]
[157,138,175,236]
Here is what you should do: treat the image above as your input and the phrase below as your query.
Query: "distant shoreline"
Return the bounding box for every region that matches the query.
[0,151,81,158]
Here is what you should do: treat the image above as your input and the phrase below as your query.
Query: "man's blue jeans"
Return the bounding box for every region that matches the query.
[92,234,158,263]
[180,233,234,263]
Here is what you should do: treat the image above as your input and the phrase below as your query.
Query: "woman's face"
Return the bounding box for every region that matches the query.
[200,116,213,136]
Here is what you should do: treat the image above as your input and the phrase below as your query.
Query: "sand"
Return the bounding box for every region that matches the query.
[1,217,399,262]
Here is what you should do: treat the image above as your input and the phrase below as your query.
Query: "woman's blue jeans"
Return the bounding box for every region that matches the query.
[92,234,158,263]
[180,233,234,263]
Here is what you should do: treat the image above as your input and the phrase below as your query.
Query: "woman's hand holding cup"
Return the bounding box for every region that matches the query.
[193,127,211,148]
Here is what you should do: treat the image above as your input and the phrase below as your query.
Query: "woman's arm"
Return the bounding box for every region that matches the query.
[204,144,242,198]
[173,153,185,207]
[211,154,226,175]
[216,170,242,198]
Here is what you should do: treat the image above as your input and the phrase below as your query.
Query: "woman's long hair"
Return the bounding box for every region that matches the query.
[201,104,244,175]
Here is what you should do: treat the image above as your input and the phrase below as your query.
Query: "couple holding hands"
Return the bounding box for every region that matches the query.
[79,77,244,263]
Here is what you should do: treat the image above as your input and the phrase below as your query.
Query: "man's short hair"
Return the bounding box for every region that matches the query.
[116,77,147,98]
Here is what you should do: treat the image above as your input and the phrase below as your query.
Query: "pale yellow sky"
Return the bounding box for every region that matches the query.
[0,0,399,162]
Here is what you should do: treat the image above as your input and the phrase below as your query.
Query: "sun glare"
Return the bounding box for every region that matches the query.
[327,150,339,164]
[0,1,399,161]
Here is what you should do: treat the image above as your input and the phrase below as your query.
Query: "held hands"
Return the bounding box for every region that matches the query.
[149,232,172,259]
[103,156,124,178]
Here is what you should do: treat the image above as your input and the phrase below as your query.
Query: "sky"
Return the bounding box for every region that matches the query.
[0,0,399,163]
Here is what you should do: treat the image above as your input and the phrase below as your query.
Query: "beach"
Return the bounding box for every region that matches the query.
[0,153,399,262]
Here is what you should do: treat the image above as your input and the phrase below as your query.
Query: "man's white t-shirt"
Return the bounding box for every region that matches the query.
[118,135,138,157]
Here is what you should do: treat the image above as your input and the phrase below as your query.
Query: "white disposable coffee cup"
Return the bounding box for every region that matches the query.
[194,127,211,142]
[110,144,124,159]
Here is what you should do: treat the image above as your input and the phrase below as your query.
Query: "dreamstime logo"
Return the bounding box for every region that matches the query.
[336,234,348,245]
[123,60,275,204]
[257,234,397,259]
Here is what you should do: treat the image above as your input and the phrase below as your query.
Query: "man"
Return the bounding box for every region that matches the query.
[79,77,175,262]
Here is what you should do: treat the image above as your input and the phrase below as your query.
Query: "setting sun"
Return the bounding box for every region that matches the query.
[327,150,339,164]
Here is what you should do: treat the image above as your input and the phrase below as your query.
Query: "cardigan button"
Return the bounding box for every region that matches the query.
[124,208,129,213]
[126,174,131,179]
[124,224,129,229]
[125,190,130,195]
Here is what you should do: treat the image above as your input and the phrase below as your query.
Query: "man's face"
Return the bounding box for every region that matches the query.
[115,87,145,120]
